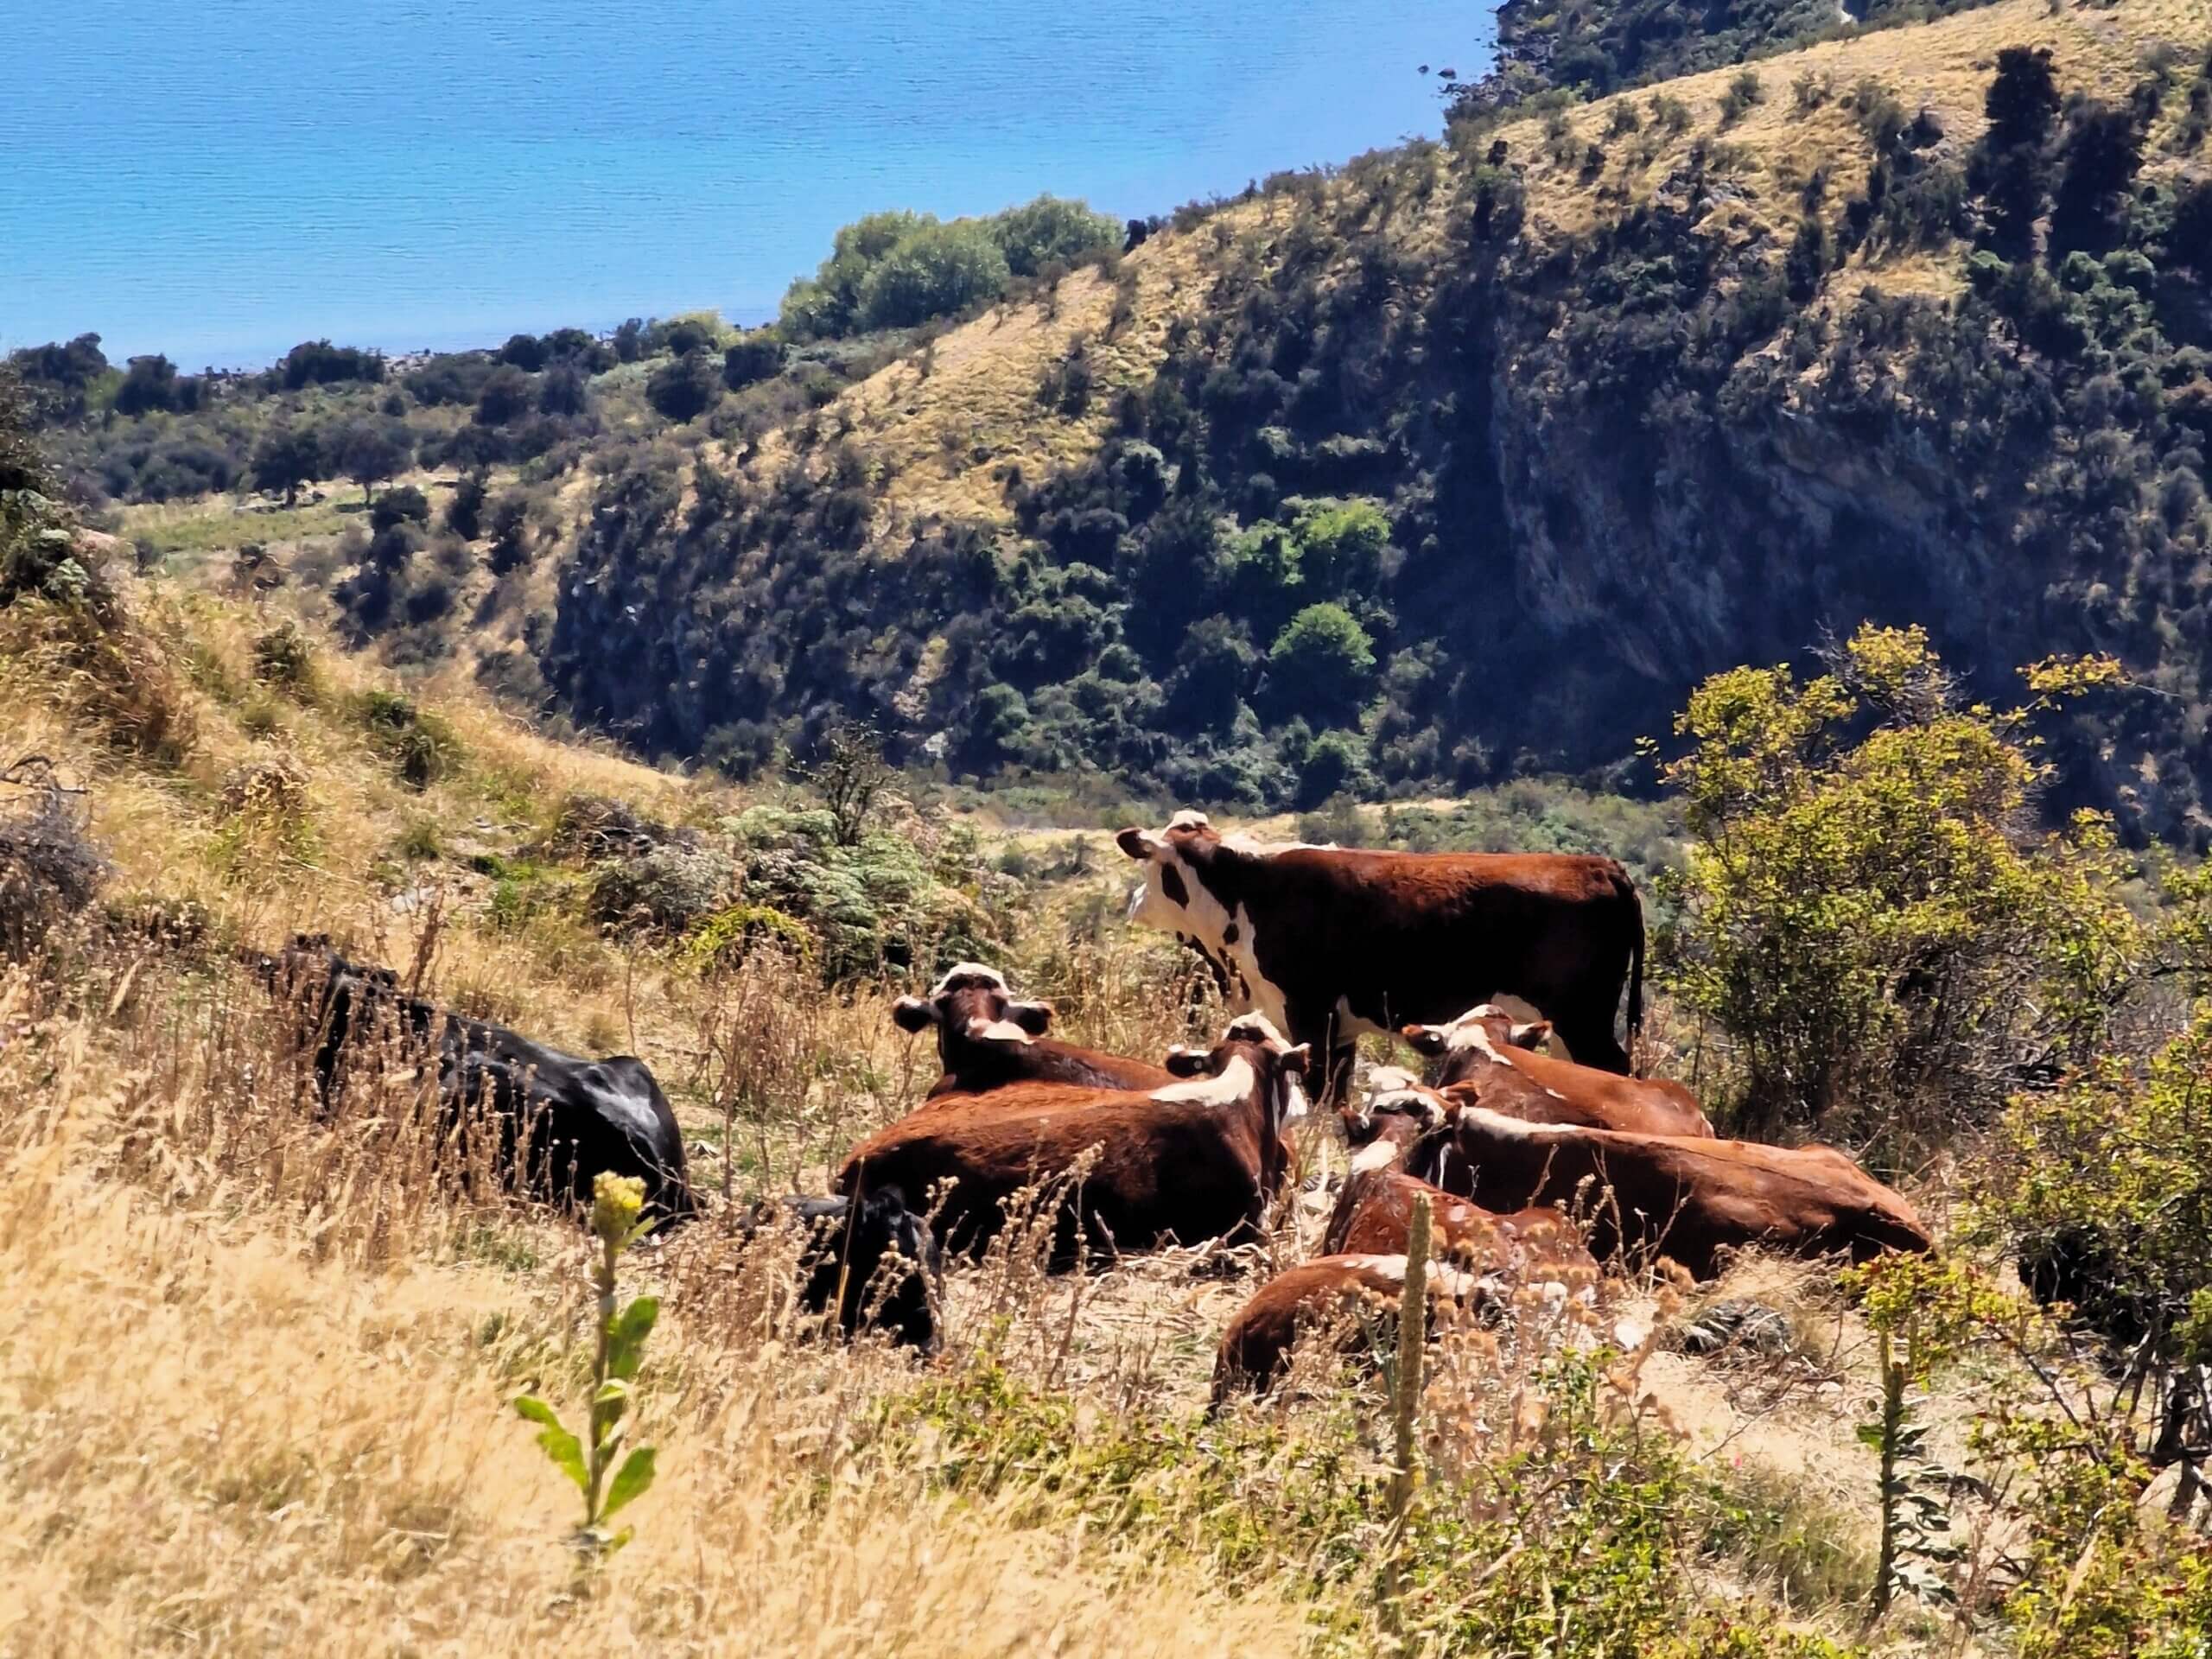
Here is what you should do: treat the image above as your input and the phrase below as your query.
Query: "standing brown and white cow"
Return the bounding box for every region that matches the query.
[1116,811,1645,1093]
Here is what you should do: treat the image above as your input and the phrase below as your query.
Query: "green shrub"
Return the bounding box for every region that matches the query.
[356,689,462,788]
[588,843,736,935]
[250,621,315,697]
[725,804,1004,984]
[988,194,1119,277]
[1655,626,2141,1142]
[856,221,1012,331]
[1719,70,1765,127]
[1268,603,1376,724]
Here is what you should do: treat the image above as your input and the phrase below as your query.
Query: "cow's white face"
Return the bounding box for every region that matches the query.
[1157,1012,1311,1124]
[1402,1000,1557,1065]
[1116,811,1296,1033]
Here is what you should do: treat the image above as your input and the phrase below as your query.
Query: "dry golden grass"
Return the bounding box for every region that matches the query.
[0,958,1313,1658]
[1497,0,2211,278]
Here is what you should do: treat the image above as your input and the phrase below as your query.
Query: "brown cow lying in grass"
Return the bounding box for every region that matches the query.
[1327,1074,1598,1281]
[838,1014,1310,1264]
[1211,1254,1501,1403]
[1401,1002,1713,1138]
[1419,1103,1931,1280]
[892,963,1174,1101]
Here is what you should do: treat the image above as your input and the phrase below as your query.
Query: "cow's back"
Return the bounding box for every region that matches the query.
[1238,849,1643,1058]
[1446,1120,1928,1276]
[921,1040,1173,1103]
[1441,1054,1712,1137]
[840,1085,1268,1255]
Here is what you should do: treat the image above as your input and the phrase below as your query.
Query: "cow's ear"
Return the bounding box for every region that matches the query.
[1007,999,1053,1036]
[891,996,938,1033]
[1402,1023,1449,1058]
[1508,1020,1552,1051]
[1116,827,1162,861]
[1163,1045,1211,1077]
[1280,1043,1313,1077]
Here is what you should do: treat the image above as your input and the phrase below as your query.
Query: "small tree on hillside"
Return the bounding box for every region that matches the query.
[646,352,722,424]
[474,365,533,427]
[855,221,1012,331]
[801,718,893,847]
[988,194,1119,276]
[251,423,326,508]
[333,421,410,506]
[1268,602,1377,725]
[1655,625,2141,1143]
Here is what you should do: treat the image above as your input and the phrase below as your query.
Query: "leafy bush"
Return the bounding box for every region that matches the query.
[1268,603,1376,724]
[276,339,385,391]
[645,353,723,423]
[721,332,785,390]
[856,221,1012,331]
[725,805,1004,984]
[988,194,1118,277]
[355,689,461,788]
[587,842,736,934]
[250,621,315,697]
[1656,626,2141,1141]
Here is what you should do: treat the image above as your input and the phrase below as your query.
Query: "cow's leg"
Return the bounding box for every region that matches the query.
[1553,1003,1631,1076]
[1324,1041,1357,1108]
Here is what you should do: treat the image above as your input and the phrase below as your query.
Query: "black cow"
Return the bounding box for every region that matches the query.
[263,936,696,1222]
[744,1191,943,1352]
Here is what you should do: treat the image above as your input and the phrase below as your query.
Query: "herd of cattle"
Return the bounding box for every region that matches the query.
[257,810,1931,1400]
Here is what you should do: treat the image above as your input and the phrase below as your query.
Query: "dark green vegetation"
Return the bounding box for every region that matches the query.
[776,196,1121,338]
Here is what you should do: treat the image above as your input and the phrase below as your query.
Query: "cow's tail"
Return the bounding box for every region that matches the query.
[1621,870,1646,1053]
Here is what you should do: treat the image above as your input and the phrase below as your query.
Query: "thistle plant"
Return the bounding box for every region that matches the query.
[514,1172,661,1557]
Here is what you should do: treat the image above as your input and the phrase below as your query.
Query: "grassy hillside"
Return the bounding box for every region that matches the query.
[22,2,2212,844]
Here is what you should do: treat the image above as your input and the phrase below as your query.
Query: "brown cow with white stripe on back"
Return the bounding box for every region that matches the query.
[837,1014,1311,1264]
[1401,1002,1713,1138]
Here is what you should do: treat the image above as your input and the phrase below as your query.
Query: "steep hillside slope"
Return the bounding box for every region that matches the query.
[533,0,2212,836]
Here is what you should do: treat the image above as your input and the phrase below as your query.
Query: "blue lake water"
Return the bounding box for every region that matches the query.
[5,1,1487,368]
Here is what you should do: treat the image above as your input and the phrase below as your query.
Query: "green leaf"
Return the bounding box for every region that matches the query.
[514,1393,588,1493]
[605,1295,660,1381]
[602,1445,658,1519]
[1854,1423,1887,1451]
